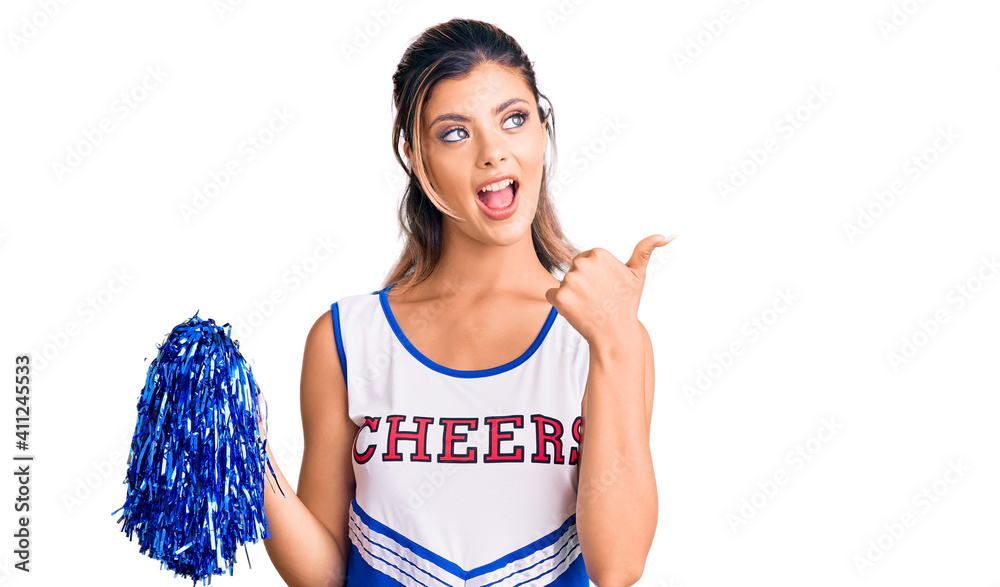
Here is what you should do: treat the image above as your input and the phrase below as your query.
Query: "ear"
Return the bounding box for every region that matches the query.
[404,141,411,161]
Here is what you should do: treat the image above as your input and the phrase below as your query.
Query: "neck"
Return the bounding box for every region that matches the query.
[414,219,559,303]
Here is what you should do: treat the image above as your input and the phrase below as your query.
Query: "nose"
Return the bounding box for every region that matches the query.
[477,131,509,168]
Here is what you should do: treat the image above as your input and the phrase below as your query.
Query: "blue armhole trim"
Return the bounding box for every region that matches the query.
[331,302,347,387]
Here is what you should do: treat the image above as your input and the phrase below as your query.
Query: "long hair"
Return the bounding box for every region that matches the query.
[382,18,580,295]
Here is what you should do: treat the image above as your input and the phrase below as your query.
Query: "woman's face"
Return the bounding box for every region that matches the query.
[408,62,547,242]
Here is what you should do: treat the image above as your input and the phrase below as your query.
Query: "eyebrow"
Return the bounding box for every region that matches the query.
[427,98,529,129]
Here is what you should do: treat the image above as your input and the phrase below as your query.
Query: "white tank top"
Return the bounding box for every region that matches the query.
[332,282,591,586]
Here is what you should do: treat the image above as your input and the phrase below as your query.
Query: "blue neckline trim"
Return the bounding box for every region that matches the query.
[376,282,558,379]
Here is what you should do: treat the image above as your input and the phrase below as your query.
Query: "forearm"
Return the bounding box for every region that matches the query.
[262,441,348,587]
[576,324,657,586]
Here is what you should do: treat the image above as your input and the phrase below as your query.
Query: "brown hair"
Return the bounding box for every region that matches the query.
[382,18,580,294]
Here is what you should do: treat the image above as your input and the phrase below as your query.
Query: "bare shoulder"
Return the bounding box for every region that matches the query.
[299,307,352,432]
[303,309,338,372]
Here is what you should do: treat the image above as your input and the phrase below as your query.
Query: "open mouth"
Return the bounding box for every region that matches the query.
[475,178,518,211]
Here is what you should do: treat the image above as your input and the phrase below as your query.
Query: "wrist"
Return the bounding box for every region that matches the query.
[590,319,642,355]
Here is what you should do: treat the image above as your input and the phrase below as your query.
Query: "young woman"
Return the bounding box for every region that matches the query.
[261,18,673,587]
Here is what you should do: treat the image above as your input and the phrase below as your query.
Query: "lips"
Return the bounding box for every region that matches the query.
[476,180,518,209]
[475,174,518,195]
[474,180,519,220]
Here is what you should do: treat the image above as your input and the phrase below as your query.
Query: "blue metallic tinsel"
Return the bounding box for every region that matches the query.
[113,312,282,585]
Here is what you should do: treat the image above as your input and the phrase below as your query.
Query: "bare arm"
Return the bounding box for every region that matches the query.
[262,309,358,586]
[575,320,657,586]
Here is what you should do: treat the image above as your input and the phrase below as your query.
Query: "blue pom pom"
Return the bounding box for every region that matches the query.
[113,311,282,585]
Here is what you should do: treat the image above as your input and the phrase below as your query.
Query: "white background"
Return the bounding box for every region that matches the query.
[1,0,998,585]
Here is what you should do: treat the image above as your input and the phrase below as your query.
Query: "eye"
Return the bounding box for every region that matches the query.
[438,110,530,143]
[440,127,469,143]
[502,110,528,130]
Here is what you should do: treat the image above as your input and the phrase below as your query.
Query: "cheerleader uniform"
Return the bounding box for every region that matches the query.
[331,283,591,587]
